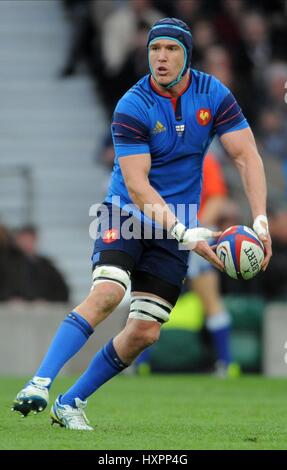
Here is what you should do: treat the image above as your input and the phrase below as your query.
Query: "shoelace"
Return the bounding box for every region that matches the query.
[63,407,90,427]
[20,384,47,397]
[30,384,47,392]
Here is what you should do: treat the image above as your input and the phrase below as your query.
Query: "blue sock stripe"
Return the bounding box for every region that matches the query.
[65,312,94,338]
[64,318,91,339]
[105,339,128,369]
[102,348,121,372]
[69,312,94,335]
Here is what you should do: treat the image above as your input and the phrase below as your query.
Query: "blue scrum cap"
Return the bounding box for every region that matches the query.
[147,18,193,87]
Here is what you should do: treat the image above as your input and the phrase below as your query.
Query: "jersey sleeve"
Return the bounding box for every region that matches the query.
[211,78,249,137]
[111,94,150,158]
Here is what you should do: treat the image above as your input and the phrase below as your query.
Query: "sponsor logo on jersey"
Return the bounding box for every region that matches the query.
[175,124,185,136]
[152,120,166,134]
[196,108,212,126]
[103,228,119,243]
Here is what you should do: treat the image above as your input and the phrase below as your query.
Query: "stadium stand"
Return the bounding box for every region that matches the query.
[0,0,109,303]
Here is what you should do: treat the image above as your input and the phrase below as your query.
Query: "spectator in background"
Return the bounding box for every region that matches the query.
[60,0,96,78]
[0,225,69,303]
[0,224,10,248]
[269,7,287,61]
[203,45,233,88]
[0,224,26,302]
[173,0,203,25]
[261,205,287,300]
[237,10,271,82]
[103,19,151,112]
[191,19,218,67]
[101,0,162,78]
[152,0,173,17]
[213,0,245,50]
[100,0,163,113]
[12,226,70,303]
[202,45,258,126]
[258,107,287,164]
[261,63,287,194]
[257,106,287,198]
[60,0,121,80]
[264,62,287,111]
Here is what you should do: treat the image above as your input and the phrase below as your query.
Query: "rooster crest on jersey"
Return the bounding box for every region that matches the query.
[216,225,264,280]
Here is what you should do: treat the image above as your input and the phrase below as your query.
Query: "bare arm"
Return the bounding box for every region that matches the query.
[220,127,266,218]
[220,127,272,270]
[119,153,178,231]
[119,154,224,270]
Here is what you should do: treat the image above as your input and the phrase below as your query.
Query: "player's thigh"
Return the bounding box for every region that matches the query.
[91,202,143,269]
[85,203,144,317]
[133,237,189,307]
[129,238,189,325]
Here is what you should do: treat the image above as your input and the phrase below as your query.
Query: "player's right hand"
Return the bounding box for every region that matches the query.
[193,240,225,271]
[171,222,224,270]
[171,223,221,247]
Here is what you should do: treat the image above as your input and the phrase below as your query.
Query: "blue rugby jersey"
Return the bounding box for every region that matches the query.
[106,69,249,227]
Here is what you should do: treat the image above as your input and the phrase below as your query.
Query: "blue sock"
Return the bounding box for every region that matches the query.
[61,339,127,406]
[206,311,232,366]
[33,312,93,386]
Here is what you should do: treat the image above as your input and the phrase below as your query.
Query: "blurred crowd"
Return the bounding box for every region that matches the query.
[60,1,287,124]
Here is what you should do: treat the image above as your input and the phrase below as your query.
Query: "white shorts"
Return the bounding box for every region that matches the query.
[187,250,214,279]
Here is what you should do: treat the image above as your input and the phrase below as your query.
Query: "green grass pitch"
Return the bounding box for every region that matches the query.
[2,375,287,450]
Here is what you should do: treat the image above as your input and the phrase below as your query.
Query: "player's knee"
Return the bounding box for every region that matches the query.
[130,324,160,349]
[126,295,173,348]
[91,264,130,313]
[92,283,124,314]
[142,327,160,347]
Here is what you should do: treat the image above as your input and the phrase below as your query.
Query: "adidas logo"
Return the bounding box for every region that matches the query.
[152,121,166,134]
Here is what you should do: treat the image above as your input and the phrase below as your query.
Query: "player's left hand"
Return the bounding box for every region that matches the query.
[253,215,272,271]
[258,232,272,271]
[193,240,225,271]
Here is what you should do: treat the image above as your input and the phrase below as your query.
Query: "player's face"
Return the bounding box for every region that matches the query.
[149,39,185,86]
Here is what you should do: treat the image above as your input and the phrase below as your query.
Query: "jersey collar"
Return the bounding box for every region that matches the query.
[149,71,192,99]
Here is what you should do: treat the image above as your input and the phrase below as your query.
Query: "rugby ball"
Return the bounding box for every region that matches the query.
[216,225,264,280]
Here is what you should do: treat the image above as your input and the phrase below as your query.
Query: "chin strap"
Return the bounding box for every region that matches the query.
[151,68,188,89]
[164,71,185,88]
